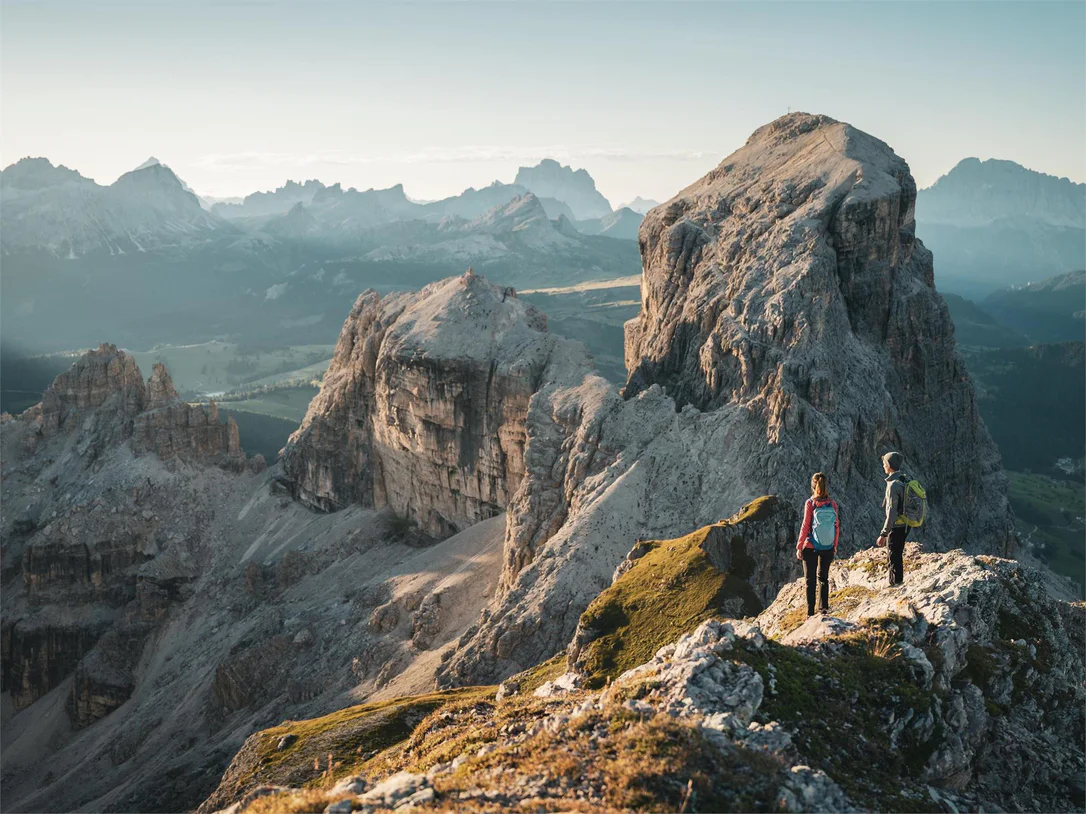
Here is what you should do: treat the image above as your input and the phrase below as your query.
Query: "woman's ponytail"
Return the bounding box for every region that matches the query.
[811,472,828,500]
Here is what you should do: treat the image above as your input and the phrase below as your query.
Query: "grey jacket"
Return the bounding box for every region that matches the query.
[881,472,907,536]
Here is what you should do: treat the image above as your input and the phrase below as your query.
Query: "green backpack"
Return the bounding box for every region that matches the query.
[897,476,927,528]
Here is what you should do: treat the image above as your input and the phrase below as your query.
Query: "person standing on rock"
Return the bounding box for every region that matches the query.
[877,451,909,585]
[795,472,840,617]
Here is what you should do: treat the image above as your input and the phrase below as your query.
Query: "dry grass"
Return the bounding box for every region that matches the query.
[418,702,784,812]
[243,788,348,814]
[866,629,900,661]
[776,585,877,636]
[571,498,776,689]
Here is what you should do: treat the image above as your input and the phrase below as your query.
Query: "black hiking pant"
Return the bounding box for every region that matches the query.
[802,548,834,615]
[887,526,908,585]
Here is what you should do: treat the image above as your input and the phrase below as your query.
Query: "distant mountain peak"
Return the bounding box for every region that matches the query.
[114,161,186,190]
[618,196,660,215]
[513,159,612,220]
[134,156,163,171]
[1,157,92,190]
[467,192,550,232]
[937,156,1079,186]
[918,157,1085,229]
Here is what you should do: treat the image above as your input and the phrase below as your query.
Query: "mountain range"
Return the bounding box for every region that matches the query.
[0,157,640,353]
[3,147,1084,357]
[916,157,1086,297]
[2,113,1081,814]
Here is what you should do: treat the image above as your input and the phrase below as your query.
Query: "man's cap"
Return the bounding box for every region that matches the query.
[882,451,903,470]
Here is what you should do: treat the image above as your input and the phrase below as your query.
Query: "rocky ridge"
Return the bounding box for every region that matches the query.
[3,347,254,714]
[439,112,1014,687]
[1,345,508,813]
[32,344,249,471]
[280,271,592,538]
[200,520,1085,814]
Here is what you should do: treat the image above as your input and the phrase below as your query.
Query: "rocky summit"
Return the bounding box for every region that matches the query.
[199,518,1085,814]
[440,113,1014,687]
[280,271,591,538]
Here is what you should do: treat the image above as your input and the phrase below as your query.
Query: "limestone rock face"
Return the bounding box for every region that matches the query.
[146,361,180,408]
[281,271,591,538]
[441,113,1015,686]
[1,348,249,716]
[132,363,245,467]
[33,346,246,468]
[624,112,1011,551]
[40,343,147,437]
[132,399,244,467]
[758,545,1085,812]
[2,608,116,710]
[67,626,148,728]
[23,507,157,606]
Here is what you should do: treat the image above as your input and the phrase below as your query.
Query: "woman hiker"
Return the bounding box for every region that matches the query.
[795,472,840,617]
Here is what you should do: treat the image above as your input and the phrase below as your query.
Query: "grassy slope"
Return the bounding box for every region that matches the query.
[204,688,489,809]
[215,386,319,422]
[572,497,773,689]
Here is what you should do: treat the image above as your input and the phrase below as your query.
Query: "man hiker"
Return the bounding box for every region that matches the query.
[877,451,908,585]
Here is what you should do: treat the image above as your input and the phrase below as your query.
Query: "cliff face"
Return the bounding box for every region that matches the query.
[441,113,1016,686]
[40,344,147,438]
[281,271,590,538]
[34,346,247,469]
[623,112,1011,550]
[1,347,251,715]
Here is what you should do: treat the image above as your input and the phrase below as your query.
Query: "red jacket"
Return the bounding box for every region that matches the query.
[797,497,840,552]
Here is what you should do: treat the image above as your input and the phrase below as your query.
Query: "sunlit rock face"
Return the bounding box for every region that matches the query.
[440,113,1015,687]
[281,270,591,538]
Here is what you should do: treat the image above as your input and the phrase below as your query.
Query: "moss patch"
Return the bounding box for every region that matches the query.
[741,626,939,812]
[572,501,773,689]
[210,688,490,807]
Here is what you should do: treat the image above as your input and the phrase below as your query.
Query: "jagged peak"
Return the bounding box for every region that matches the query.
[146,362,180,409]
[466,192,551,232]
[1,156,94,189]
[312,182,344,203]
[112,161,188,192]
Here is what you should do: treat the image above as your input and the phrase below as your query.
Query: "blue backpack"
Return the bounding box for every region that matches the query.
[810,501,837,550]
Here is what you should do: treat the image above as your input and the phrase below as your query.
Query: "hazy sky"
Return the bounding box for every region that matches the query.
[3,1,1084,204]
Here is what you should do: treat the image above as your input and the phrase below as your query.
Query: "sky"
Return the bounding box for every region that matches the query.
[2,0,1084,205]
